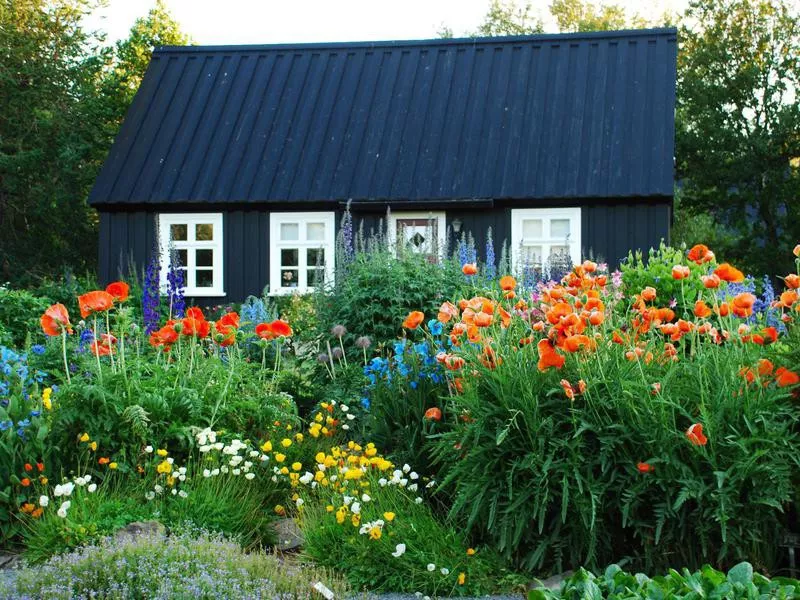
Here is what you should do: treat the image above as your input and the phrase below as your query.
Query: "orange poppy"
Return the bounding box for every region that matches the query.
[498,306,512,328]
[536,339,565,372]
[731,292,756,318]
[438,301,458,323]
[98,457,110,465]
[714,263,744,283]
[91,334,117,357]
[693,300,712,318]
[641,287,657,302]
[215,312,240,346]
[444,355,465,371]
[499,275,516,291]
[20,478,31,487]
[150,322,178,349]
[40,303,72,336]
[588,310,604,326]
[717,302,730,317]
[78,290,114,319]
[701,274,720,289]
[24,463,32,472]
[757,358,774,376]
[255,322,275,340]
[105,281,130,303]
[504,290,516,299]
[402,311,425,330]
[785,274,800,289]
[182,314,211,338]
[474,312,493,328]
[562,334,592,353]
[560,379,575,400]
[779,290,798,308]
[687,244,714,264]
[270,319,292,337]
[637,462,655,474]
[424,407,442,421]
[462,263,478,276]
[672,265,691,280]
[794,244,800,257]
[776,367,800,387]
[685,423,708,446]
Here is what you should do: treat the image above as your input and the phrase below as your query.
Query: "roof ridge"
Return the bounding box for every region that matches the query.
[154,27,678,54]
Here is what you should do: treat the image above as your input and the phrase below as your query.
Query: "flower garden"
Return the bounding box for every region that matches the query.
[1,238,800,599]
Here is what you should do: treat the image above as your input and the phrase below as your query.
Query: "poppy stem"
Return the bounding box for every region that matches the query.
[93,315,103,384]
[61,329,71,384]
[105,311,116,373]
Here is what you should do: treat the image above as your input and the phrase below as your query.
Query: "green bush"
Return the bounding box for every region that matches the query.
[4,530,348,599]
[0,286,53,347]
[530,562,800,599]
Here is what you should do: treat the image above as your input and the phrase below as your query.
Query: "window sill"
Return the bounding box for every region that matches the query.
[182,290,227,298]
[268,287,315,296]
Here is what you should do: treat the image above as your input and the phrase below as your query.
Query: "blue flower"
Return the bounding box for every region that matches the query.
[360,397,371,410]
[0,420,11,431]
[31,344,46,355]
[17,419,31,429]
[29,410,41,418]
[427,319,443,336]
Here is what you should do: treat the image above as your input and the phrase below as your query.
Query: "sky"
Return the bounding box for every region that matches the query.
[84,0,689,46]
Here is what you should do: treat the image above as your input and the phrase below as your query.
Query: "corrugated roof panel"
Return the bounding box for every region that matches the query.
[89,29,678,206]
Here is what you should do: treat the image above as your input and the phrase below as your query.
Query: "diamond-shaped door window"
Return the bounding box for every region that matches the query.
[409,232,426,248]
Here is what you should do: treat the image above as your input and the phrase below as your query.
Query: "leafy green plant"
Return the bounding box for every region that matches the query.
[0,287,53,347]
[529,562,800,599]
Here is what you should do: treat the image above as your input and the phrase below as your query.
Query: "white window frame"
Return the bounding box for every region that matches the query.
[510,207,582,273]
[387,211,447,261]
[269,211,336,295]
[158,213,225,297]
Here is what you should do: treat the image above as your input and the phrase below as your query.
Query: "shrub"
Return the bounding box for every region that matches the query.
[0,287,53,347]
[2,530,348,599]
[414,254,800,575]
[529,562,800,599]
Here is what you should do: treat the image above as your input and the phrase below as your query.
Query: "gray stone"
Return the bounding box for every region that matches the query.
[528,570,574,591]
[272,518,303,551]
[113,520,166,542]
[0,553,20,570]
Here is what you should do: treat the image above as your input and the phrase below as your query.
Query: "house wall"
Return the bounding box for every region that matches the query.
[97,198,670,302]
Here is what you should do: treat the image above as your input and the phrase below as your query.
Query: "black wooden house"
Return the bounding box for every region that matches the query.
[89,28,677,300]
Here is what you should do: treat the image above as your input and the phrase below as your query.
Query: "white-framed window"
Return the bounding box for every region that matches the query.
[158,213,225,297]
[269,212,335,295]
[387,211,446,262]
[510,208,582,273]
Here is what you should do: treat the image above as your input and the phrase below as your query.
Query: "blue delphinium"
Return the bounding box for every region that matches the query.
[341,204,355,265]
[31,344,45,355]
[458,235,469,267]
[167,249,186,319]
[485,228,496,280]
[142,252,161,335]
[718,275,783,328]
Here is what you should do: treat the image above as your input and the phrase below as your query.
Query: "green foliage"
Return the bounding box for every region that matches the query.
[0,287,52,347]
[676,0,800,277]
[530,562,800,599]
[472,0,543,36]
[4,530,349,599]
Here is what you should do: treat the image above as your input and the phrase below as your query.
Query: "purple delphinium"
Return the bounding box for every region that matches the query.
[142,252,161,335]
[485,228,496,280]
[167,249,186,319]
[341,202,355,264]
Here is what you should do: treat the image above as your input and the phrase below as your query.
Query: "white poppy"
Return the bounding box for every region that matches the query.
[392,543,407,558]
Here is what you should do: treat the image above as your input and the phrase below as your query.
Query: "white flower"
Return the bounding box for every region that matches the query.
[178,474,186,482]
[329,475,338,482]
[299,472,314,485]
[144,445,153,453]
[426,480,436,489]
[400,479,408,487]
[232,468,241,476]
[393,470,403,479]
[402,464,411,473]
[346,413,355,420]
[342,424,349,430]
[203,469,211,478]
[178,467,187,475]
[410,472,419,480]
[39,495,49,507]
[57,500,71,517]
[378,478,388,487]
[171,488,177,495]
[361,493,371,502]
[245,473,256,480]
[415,593,422,598]
[351,502,361,514]
[440,568,449,576]
[211,468,220,476]
[340,405,349,412]
[166,457,174,465]
[271,475,278,482]
[244,461,253,469]
[249,450,260,458]
[343,495,354,506]
[392,543,406,558]
[415,497,423,504]
[427,563,436,572]
[84,474,92,481]
[145,491,155,500]
[296,498,304,507]
[213,442,224,450]
[74,477,86,487]
[408,483,418,492]
[199,445,211,453]
[87,483,97,493]
[220,466,229,474]
[260,454,269,462]
[154,484,164,494]
[178,490,188,498]
[54,482,75,497]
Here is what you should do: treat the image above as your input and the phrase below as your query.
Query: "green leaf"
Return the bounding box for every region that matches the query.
[727,562,753,586]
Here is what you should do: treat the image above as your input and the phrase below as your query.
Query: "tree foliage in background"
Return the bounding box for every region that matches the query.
[0,0,187,286]
[675,0,800,277]
[472,0,543,36]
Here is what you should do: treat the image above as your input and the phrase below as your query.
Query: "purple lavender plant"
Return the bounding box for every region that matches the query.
[142,252,161,335]
[167,248,186,319]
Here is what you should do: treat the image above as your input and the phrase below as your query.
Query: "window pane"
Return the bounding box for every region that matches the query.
[307,248,324,267]
[522,219,543,239]
[281,248,299,267]
[521,245,543,264]
[307,222,325,241]
[173,249,188,267]
[196,269,214,288]
[549,245,570,258]
[170,223,187,241]
[281,270,298,287]
[196,223,214,241]
[196,249,213,267]
[308,268,325,286]
[280,223,299,241]
[550,219,571,239]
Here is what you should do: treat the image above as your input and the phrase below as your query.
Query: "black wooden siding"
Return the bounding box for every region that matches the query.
[98,201,669,301]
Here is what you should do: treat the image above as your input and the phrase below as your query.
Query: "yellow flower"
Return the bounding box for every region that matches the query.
[291,462,302,472]
[280,466,289,475]
[166,475,175,486]
[314,413,323,423]
[39,476,48,485]
[383,512,395,522]
[109,462,118,470]
[314,470,325,482]
[294,433,304,442]
[344,469,363,480]
[466,548,476,556]
[291,493,299,501]
[274,504,286,516]
[42,388,52,410]
[315,452,326,464]
[365,446,377,458]
[88,441,98,452]
[368,526,382,540]
[260,440,272,452]
[351,514,361,527]
[458,572,466,585]
[326,505,334,513]
[156,448,168,457]
[156,460,172,474]
[321,426,329,436]
[280,438,292,448]
[309,424,321,438]
[79,433,89,442]
[336,508,346,524]
[274,453,286,463]
[286,424,292,431]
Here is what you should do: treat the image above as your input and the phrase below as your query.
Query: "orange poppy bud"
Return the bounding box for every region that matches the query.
[637,462,655,473]
[588,311,604,326]
[424,407,442,421]
[98,457,110,465]
[24,463,32,472]
[701,274,720,289]
[499,275,516,291]
[794,244,800,257]
[717,302,730,317]
[672,265,691,280]
[402,311,425,330]
[36,462,44,472]
[462,263,478,276]
[685,423,708,446]
[20,478,31,487]
[785,274,800,289]
[560,379,575,400]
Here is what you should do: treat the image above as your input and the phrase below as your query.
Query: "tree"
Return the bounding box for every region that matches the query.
[675,0,800,275]
[549,0,630,32]
[472,0,543,36]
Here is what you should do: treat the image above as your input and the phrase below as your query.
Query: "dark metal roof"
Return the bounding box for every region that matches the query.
[89,29,678,206]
